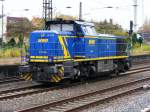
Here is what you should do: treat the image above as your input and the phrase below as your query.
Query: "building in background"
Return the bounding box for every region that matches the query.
[6,16,24,40]
[0,15,7,42]
[0,16,24,42]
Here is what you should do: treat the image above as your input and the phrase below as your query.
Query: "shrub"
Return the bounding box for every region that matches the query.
[132,44,150,55]
[7,38,17,47]
[0,48,24,58]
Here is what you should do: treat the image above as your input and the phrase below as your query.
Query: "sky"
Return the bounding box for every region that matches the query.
[2,0,150,30]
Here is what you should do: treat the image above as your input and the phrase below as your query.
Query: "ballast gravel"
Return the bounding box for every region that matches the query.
[82,90,150,112]
[0,71,150,112]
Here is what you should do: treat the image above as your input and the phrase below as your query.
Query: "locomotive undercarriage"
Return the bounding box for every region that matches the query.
[19,58,131,83]
[30,63,64,82]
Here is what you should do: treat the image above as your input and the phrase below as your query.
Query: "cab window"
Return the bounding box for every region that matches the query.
[82,25,97,35]
[50,24,73,32]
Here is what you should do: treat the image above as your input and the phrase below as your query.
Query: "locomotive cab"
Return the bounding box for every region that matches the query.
[45,20,97,37]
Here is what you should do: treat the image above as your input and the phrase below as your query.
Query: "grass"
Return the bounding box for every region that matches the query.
[0,47,25,58]
[132,44,150,55]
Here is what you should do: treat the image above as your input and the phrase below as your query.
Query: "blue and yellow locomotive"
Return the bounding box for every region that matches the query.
[20,19,131,83]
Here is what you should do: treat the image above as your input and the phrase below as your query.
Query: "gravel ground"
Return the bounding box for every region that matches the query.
[0,57,21,65]
[82,89,150,112]
[0,71,150,111]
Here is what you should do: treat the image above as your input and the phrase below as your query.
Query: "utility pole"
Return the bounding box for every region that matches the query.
[0,0,4,43]
[43,0,53,28]
[133,0,138,31]
[79,2,82,20]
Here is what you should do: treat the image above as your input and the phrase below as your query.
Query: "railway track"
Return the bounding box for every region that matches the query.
[124,66,150,75]
[0,62,143,84]
[0,82,67,101]
[0,76,23,84]
[0,63,148,111]
[0,87,45,101]
[131,65,150,71]
[132,60,150,65]
[0,81,42,100]
[0,76,18,80]
[13,66,150,112]
[16,74,150,112]
[0,64,149,102]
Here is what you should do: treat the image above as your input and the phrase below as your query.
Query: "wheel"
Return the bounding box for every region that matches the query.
[111,63,120,77]
[115,68,120,76]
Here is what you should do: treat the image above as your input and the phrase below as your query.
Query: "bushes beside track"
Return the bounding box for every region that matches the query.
[0,48,22,58]
[132,44,150,55]
[0,35,27,58]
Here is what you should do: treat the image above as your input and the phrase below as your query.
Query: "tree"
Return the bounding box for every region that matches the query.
[131,33,144,47]
[94,19,124,35]
[0,38,2,46]
[18,34,24,48]
[7,17,32,38]
[7,38,16,47]
[31,17,44,30]
[55,14,77,20]
[139,18,150,33]
[132,33,138,45]
[138,36,144,46]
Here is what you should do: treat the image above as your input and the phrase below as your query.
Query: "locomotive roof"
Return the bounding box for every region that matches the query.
[45,20,94,26]
[99,34,127,38]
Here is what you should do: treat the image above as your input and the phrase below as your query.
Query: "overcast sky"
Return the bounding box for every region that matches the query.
[2,0,150,30]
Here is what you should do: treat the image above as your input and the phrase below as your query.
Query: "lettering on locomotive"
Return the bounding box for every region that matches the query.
[89,40,95,45]
[38,39,48,43]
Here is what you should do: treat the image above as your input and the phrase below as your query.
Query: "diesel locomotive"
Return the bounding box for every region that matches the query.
[20,19,131,83]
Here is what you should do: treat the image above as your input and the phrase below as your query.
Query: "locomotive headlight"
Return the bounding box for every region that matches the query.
[48,57,53,62]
